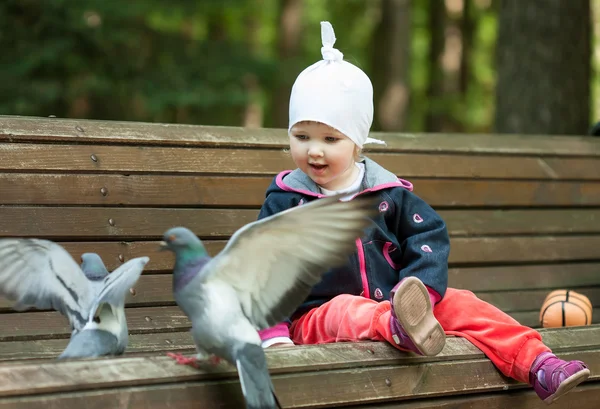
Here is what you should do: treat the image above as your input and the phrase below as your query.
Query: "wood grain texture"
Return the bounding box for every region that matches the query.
[0,332,196,361]
[0,236,592,276]
[5,271,597,314]
[0,342,597,407]
[3,207,600,239]
[0,326,598,394]
[4,115,600,156]
[0,274,177,311]
[0,306,190,341]
[3,173,600,207]
[449,263,600,292]
[347,383,600,408]
[0,294,596,345]
[3,142,600,180]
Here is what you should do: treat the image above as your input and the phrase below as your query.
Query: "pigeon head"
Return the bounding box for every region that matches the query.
[160,227,207,256]
[80,253,109,281]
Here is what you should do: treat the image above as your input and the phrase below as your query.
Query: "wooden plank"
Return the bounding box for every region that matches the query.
[0,326,598,395]
[5,272,596,318]
[449,263,600,292]
[2,322,598,364]
[2,272,597,321]
[0,236,591,276]
[4,207,600,239]
[4,379,599,409]
[0,143,294,175]
[4,272,598,316]
[511,309,600,328]
[3,173,600,207]
[4,142,600,181]
[449,236,600,264]
[0,274,176,312]
[0,290,596,341]
[0,174,271,207]
[476,287,600,313]
[348,383,600,408]
[0,348,597,408]
[0,332,196,361]
[0,306,190,341]
[0,207,259,239]
[3,115,600,156]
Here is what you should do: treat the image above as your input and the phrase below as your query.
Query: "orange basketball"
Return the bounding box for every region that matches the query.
[539,290,592,328]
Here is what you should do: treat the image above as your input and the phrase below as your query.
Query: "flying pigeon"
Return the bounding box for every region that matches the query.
[161,194,377,409]
[0,240,149,359]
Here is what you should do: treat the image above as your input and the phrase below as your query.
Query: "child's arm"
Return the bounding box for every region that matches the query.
[392,189,450,302]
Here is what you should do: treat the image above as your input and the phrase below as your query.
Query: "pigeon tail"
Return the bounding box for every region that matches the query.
[235,343,282,409]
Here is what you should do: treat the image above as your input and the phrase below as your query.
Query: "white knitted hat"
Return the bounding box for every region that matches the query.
[288,21,385,148]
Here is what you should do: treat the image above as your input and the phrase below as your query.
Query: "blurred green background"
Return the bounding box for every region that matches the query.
[1,0,598,135]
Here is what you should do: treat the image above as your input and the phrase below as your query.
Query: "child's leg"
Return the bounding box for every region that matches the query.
[436,288,589,403]
[289,294,396,345]
[435,288,549,382]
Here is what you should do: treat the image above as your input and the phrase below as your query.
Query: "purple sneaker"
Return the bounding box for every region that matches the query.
[389,277,445,356]
[529,352,590,404]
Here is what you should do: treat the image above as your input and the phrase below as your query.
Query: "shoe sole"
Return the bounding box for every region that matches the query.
[543,368,590,405]
[392,277,446,356]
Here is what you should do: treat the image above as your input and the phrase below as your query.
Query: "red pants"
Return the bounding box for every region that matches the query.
[289,288,550,383]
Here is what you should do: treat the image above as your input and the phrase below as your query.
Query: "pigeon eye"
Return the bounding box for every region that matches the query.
[168,234,177,242]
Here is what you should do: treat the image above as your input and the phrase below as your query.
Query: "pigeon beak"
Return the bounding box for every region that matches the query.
[158,240,169,251]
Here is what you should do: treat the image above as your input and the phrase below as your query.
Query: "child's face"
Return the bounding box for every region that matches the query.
[289,121,358,191]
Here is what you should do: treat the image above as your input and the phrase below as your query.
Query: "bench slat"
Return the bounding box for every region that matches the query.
[3,207,600,239]
[450,263,600,292]
[1,300,597,342]
[2,272,597,315]
[0,306,189,341]
[4,115,600,156]
[348,383,600,409]
[3,173,600,207]
[0,332,196,361]
[0,237,589,276]
[2,274,599,317]
[0,326,598,391]
[0,328,597,407]
[3,143,600,181]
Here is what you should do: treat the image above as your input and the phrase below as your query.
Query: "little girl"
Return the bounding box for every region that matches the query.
[257,21,590,405]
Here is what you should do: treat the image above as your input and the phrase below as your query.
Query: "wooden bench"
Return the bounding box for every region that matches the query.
[0,114,599,408]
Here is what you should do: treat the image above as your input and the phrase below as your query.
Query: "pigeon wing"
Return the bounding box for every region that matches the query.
[209,195,377,329]
[0,238,95,331]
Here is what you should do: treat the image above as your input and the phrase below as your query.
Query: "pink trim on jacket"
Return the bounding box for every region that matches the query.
[355,238,370,299]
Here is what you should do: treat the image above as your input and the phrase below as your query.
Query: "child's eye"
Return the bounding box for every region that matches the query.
[325,136,339,143]
[294,134,308,140]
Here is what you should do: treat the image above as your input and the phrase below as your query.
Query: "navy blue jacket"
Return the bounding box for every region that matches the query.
[257,157,450,318]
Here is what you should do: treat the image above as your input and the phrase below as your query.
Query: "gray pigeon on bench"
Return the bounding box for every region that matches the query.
[0,240,149,359]
[161,194,377,409]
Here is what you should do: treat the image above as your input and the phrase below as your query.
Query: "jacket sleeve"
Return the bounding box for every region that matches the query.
[256,189,303,346]
[391,189,450,300]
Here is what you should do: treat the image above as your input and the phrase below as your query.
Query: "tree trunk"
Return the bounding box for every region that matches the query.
[272,0,303,128]
[242,6,264,128]
[494,0,590,135]
[459,0,473,97]
[425,0,446,132]
[371,0,411,132]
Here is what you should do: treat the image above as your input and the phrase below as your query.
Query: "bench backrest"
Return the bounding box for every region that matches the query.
[1,115,600,360]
